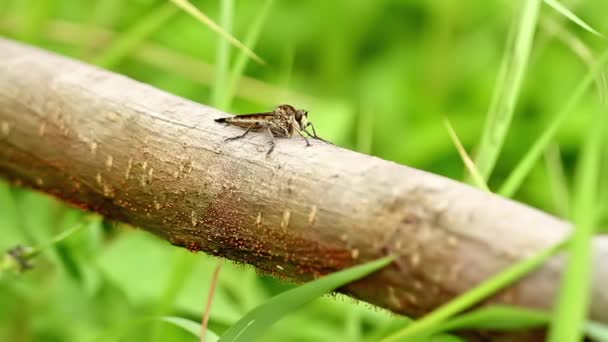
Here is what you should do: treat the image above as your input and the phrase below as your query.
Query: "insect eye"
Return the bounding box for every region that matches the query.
[295,111,302,121]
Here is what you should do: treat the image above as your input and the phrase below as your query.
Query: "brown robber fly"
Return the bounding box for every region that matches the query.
[215,104,330,155]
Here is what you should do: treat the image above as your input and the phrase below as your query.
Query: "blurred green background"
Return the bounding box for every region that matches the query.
[0,0,606,341]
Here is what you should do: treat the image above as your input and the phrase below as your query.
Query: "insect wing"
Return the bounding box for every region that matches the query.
[223,112,275,128]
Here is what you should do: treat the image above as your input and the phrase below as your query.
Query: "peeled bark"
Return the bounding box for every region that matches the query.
[1,37,607,326]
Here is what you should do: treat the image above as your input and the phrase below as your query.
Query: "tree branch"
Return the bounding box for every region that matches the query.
[1,38,607,326]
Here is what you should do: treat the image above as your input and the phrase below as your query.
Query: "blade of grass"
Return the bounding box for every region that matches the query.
[586,322,608,342]
[356,102,374,155]
[169,0,265,65]
[436,305,608,341]
[543,0,603,38]
[381,240,567,342]
[439,306,549,332]
[548,105,606,341]
[279,45,295,98]
[150,250,196,342]
[218,256,394,342]
[473,0,541,182]
[92,2,178,68]
[543,144,571,218]
[96,316,219,342]
[541,16,608,109]
[162,316,219,342]
[201,261,223,342]
[21,0,56,44]
[77,0,124,59]
[498,48,608,197]
[443,116,490,192]
[219,0,274,109]
[601,131,608,232]
[211,0,233,109]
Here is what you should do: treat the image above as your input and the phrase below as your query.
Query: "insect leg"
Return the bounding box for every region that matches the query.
[225,122,259,142]
[305,122,332,144]
[296,129,312,146]
[265,125,276,155]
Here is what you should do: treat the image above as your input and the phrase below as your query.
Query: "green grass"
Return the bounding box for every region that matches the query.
[473,0,541,182]
[498,49,608,197]
[219,257,394,342]
[92,2,178,68]
[210,0,233,109]
[548,100,606,341]
[1,0,607,341]
[381,240,567,341]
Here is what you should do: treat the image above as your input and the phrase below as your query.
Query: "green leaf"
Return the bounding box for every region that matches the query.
[160,316,219,342]
[219,256,394,342]
[543,0,604,37]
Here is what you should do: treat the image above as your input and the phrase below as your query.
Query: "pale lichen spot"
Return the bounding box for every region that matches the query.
[351,249,360,259]
[190,211,198,227]
[276,265,284,271]
[147,168,154,183]
[38,122,46,136]
[105,155,113,170]
[103,184,115,198]
[447,236,459,247]
[61,126,70,137]
[447,264,462,282]
[256,212,262,228]
[142,161,148,170]
[1,121,10,136]
[405,292,418,305]
[178,163,185,176]
[125,158,133,180]
[410,253,420,267]
[154,201,161,210]
[413,280,423,290]
[340,233,348,242]
[432,271,443,284]
[106,111,119,121]
[95,172,102,185]
[89,141,98,155]
[74,181,81,190]
[394,240,403,250]
[280,209,291,231]
[35,178,44,186]
[184,159,193,174]
[308,205,318,225]
[387,286,401,309]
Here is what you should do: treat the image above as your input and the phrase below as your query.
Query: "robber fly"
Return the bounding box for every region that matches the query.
[215,104,330,155]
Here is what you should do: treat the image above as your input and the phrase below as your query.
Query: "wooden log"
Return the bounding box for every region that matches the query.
[1,37,607,325]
